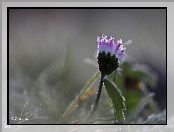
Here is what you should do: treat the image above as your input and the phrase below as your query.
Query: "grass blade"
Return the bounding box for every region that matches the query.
[61,70,100,122]
[103,76,126,123]
[124,92,155,124]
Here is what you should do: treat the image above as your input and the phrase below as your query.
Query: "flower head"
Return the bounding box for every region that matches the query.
[97,34,126,75]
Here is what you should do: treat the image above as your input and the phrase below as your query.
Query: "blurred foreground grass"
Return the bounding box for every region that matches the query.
[9,44,166,124]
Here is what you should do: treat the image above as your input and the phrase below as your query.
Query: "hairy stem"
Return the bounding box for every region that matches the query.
[86,72,105,122]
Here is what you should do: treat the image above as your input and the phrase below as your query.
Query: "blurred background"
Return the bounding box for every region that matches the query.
[9,8,166,124]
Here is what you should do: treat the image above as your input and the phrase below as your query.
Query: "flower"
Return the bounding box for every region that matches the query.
[97,34,126,75]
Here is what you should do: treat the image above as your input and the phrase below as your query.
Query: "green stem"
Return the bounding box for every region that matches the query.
[86,72,105,122]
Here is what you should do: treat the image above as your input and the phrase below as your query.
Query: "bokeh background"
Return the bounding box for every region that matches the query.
[9,8,166,124]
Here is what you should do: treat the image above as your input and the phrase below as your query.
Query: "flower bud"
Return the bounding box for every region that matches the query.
[97,34,126,75]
